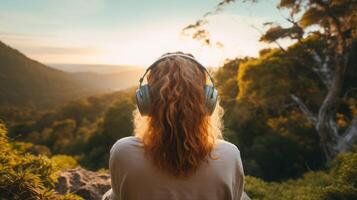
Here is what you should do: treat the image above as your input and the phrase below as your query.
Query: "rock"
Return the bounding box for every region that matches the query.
[56,167,111,200]
[56,167,250,200]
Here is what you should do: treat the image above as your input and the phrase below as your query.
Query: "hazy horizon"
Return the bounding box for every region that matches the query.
[47,63,144,74]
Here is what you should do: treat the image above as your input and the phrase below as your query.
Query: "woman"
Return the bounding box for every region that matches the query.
[103,52,245,200]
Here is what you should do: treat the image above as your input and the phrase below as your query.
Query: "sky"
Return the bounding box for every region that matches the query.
[0,0,292,68]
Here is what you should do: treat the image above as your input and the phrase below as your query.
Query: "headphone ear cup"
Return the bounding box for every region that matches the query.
[204,85,218,115]
[135,85,152,116]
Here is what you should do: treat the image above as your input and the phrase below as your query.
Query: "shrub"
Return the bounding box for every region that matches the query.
[51,155,79,170]
[245,147,357,200]
[0,123,82,200]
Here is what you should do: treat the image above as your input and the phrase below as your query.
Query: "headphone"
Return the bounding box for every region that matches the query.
[135,53,218,116]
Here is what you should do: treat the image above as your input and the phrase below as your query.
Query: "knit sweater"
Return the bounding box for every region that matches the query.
[103,136,244,200]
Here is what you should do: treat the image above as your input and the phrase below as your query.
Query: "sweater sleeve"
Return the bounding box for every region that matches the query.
[233,150,245,200]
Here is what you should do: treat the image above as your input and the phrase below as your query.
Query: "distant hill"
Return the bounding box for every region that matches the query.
[0,41,143,108]
[48,63,142,74]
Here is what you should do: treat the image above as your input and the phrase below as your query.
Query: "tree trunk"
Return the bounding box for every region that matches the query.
[316,54,347,159]
[292,42,356,160]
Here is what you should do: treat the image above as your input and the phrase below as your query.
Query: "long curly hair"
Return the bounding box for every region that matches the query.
[133,52,224,177]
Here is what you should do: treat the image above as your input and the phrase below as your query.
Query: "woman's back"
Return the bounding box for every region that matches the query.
[104,53,245,200]
[107,136,244,200]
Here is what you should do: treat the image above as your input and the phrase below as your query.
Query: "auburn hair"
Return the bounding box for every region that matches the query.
[133,52,224,177]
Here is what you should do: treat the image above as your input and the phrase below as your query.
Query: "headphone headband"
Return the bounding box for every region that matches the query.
[139,53,215,88]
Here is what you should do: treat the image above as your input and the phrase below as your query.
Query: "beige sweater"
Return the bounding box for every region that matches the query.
[103,136,244,200]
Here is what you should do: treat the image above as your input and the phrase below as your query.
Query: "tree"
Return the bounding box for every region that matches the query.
[184,0,357,160]
[214,58,242,109]
[81,98,136,169]
[214,48,328,180]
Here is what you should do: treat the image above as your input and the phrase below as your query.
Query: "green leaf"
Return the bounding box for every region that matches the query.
[299,7,325,28]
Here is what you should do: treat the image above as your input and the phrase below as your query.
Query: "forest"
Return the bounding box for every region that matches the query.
[0,0,356,199]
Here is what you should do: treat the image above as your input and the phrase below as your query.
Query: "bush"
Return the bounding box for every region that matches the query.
[0,123,82,200]
[245,147,357,200]
[51,155,79,170]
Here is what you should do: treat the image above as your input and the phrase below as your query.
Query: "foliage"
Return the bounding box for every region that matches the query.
[237,51,294,109]
[12,141,52,157]
[51,155,79,170]
[214,39,335,181]
[0,123,83,200]
[213,32,357,180]
[245,147,357,200]
[81,98,136,169]
[215,58,241,107]
[6,88,137,170]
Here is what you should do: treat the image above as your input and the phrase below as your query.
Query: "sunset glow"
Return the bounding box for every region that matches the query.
[0,0,290,68]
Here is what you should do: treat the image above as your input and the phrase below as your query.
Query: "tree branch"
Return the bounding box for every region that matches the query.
[290,94,317,125]
[251,25,288,52]
[337,116,357,152]
[343,87,357,100]
[284,18,332,89]
[296,38,332,89]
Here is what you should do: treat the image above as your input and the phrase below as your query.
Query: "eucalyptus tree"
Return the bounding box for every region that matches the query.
[183,0,357,160]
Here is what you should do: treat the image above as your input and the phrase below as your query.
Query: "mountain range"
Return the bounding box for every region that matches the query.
[0,41,144,108]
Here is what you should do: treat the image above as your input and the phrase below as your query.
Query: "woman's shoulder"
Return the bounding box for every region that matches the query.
[216,139,240,152]
[215,139,244,174]
[110,136,142,154]
[215,139,241,158]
